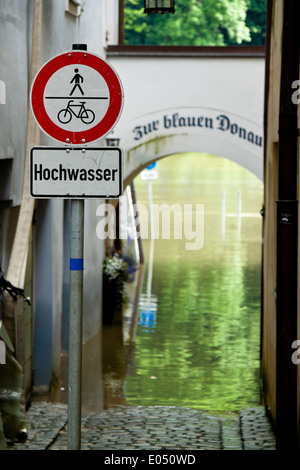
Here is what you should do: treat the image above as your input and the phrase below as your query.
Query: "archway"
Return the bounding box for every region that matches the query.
[121,108,263,188]
[123,151,263,412]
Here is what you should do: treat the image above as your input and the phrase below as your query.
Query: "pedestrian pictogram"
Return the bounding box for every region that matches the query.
[70,68,84,96]
[30,50,124,145]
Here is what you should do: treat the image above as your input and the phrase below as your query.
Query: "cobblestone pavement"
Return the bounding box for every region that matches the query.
[8,402,276,451]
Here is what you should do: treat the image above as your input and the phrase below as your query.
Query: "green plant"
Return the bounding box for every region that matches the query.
[103,252,127,282]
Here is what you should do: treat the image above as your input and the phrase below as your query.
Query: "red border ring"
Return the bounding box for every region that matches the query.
[30,51,124,145]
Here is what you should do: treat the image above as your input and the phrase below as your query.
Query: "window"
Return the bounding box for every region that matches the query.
[65,0,82,18]
[122,0,266,47]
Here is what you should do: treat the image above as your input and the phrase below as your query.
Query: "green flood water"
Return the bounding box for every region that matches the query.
[123,152,264,412]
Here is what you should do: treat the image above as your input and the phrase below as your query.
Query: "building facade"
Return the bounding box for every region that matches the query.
[0,0,120,400]
[1,0,299,450]
[262,0,300,448]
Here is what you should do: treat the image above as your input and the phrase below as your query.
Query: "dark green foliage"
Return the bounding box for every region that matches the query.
[244,0,266,45]
[124,0,266,46]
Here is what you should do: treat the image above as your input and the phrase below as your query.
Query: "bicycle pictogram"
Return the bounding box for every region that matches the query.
[57,100,95,124]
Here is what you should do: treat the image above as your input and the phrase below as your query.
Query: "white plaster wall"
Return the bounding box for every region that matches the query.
[51,198,64,380]
[0,0,29,205]
[82,199,105,342]
[41,0,107,63]
[114,57,264,121]
[105,0,120,46]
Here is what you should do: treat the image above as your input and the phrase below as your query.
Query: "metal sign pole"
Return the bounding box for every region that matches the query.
[68,198,84,450]
[67,43,86,452]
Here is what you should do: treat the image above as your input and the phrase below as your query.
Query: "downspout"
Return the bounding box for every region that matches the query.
[276,0,299,450]
[119,0,124,45]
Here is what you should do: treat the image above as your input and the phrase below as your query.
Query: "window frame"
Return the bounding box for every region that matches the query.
[65,0,83,18]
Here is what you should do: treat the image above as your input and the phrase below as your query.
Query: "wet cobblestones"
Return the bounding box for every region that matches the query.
[9,402,276,451]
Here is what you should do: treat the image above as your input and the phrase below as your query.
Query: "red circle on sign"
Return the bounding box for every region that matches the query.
[30,51,124,145]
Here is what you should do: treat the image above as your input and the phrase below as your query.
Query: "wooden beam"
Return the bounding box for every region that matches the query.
[4,0,42,348]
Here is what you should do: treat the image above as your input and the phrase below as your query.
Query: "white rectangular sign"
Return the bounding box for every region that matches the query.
[30,147,123,198]
[140,169,158,181]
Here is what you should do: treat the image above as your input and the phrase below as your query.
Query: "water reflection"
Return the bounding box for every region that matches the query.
[102,324,127,409]
[139,237,157,332]
[46,152,263,415]
[139,294,157,331]
[123,153,263,412]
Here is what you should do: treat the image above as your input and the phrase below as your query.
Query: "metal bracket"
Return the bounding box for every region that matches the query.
[0,269,31,305]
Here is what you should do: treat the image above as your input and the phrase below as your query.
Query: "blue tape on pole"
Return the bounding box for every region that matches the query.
[70,258,84,271]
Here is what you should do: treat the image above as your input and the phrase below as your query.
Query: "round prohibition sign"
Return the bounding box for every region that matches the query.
[30,50,124,145]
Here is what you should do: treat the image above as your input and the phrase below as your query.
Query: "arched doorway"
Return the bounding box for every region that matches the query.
[121,108,263,188]
[123,152,263,412]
